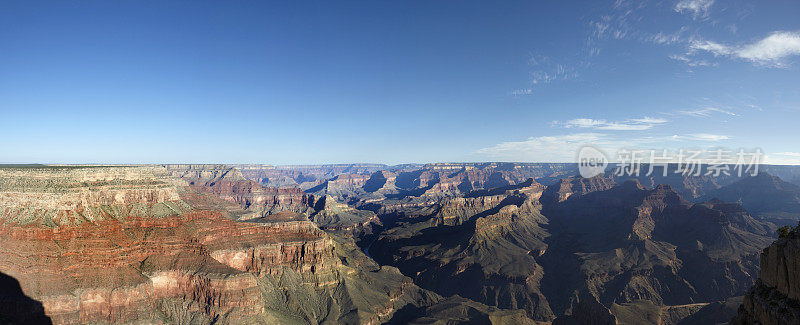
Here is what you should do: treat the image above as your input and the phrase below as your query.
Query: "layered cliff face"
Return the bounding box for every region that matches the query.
[540,181,774,320]
[732,225,800,324]
[172,165,392,243]
[0,166,192,227]
[540,175,615,204]
[0,165,442,324]
[235,164,387,189]
[367,176,776,323]
[307,170,403,204]
[370,181,556,321]
[0,166,317,323]
[306,173,374,200]
[166,164,315,220]
[306,195,381,238]
[388,163,575,199]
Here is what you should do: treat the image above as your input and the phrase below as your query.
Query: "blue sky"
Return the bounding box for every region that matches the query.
[1,0,799,164]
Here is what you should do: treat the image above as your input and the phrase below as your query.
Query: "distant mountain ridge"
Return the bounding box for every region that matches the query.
[703,172,800,220]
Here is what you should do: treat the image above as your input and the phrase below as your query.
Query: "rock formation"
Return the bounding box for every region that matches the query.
[369,177,776,323]
[6,163,800,324]
[541,181,774,317]
[0,165,438,324]
[386,295,536,325]
[732,224,800,324]
[370,181,556,321]
[236,164,387,189]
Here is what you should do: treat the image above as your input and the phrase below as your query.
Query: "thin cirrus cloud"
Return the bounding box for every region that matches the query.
[673,133,731,141]
[689,31,800,67]
[674,0,715,19]
[589,1,798,69]
[672,106,737,117]
[509,56,578,96]
[510,88,532,96]
[555,117,668,131]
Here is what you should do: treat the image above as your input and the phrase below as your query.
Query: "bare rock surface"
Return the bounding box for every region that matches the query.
[732,225,800,324]
[0,165,439,324]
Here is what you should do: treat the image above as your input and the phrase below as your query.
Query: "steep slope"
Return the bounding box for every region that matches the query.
[387,295,536,325]
[540,181,775,319]
[610,164,739,201]
[236,164,387,189]
[307,170,402,204]
[540,175,615,204]
[166,164,315,220]
[0,165,439,324]
[307,195,381,237]
[732,224,800,324]
[369,181,556,321]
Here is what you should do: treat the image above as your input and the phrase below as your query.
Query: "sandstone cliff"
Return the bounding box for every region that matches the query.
[732,224,800,324]
[0,165,439,324]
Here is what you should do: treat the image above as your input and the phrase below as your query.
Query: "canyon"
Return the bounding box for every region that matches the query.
[2,162,800,324]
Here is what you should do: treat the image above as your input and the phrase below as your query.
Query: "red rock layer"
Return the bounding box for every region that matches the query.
[190,178,312,211]
[0,208,332,324]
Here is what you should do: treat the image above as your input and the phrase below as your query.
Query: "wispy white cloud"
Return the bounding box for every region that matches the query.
[476,131,729,162]
[649,29,690,45]
[475,133,612,162]
[689,40,733,55]
[509,88,532,96]
[683,133,730,141]
[530,62,578,85]
[559,118,606,128]
[672,106,737,117]
[674,0,715,19]
[555,117,668,131]
[511,55,579,95]
[588,1,798,69]
[668,54,715,67]
[688,31,800,67]
[630,117,669,124]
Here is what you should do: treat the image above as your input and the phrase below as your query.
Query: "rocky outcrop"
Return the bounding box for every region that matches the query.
[541,181,774,315]
[0,166,191,227]
[540,175,615,204]
[0,165,440,324]
[307,195,381,236]
[166,164,315,219]
[368,177,776,323]
[236,164,387,189]
[732,226,800,324]
[386,295,536,325]
[0,166,324,323]
[306,173,373,199]
[389,163,575,198]
[370,181,556,321]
